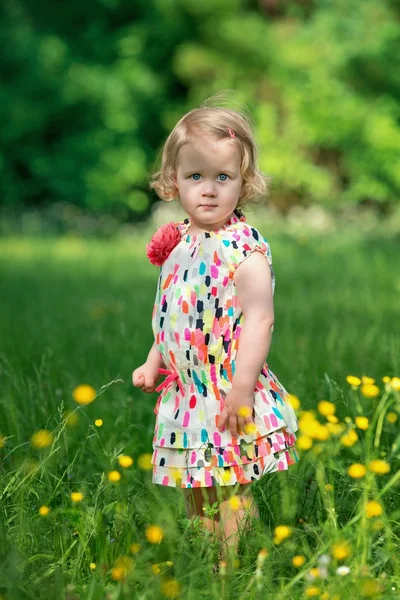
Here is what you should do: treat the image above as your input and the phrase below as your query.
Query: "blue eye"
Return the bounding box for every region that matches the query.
[218,174,229,181]
[191,174,201,180]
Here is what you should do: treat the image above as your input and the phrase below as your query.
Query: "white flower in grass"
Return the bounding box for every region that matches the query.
[337,565,351,576]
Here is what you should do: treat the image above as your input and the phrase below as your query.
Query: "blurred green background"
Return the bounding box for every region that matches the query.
[1,0,399,234]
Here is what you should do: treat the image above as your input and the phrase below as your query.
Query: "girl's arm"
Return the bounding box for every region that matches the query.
[217,251,274,435]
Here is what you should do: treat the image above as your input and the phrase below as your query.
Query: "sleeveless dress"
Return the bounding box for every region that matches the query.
[150,211,299,488]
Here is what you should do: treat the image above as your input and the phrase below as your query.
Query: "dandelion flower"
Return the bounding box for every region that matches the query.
[331,541,351,561]
[305,587,320,597]
[129,543,141,554]
[70,492,84,503]
[326,414,339,424]
[337,565,350,576]
[347,463,367,478]
[146,524,163,544]
[94,419,103,427]
[325,483,333,491]
[118,455,133,468]
[38,505,51,516]
[111,556,134,581]
[31,430,53,448]
[137,453,153,471]
[90,563,96,570]
[72,384,96,405]
[390,377,400,392]
[318,401,336,416]
[297,435,313,450]
[292,555,306,567]
[368,460,390,475]
[64,411,79,427]
[107,470,121,482]
[386,412,398,424]
[273,525,292,544]
[256,548,268,568]
[362,376,375,385]
[366,500,383,518]
[152,564,161,575]
[244,422,256,435]
[355,416,369,430]
[361,384,380,398]
[161,578,182,598]
[346,375,361,387]
[237,405,252,418]
[340,430,358,447]
[288,394,301,410]
[228,495,242,511]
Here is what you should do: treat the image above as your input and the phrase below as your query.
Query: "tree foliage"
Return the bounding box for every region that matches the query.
[1,0,399,216]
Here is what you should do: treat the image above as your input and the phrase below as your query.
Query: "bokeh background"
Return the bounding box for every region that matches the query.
[1,0,400,234]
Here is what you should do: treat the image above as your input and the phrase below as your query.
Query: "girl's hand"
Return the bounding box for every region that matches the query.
[217,388,255,437]
[132,362,160,393]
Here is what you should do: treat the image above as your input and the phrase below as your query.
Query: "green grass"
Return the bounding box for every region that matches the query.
[0,226,400,599]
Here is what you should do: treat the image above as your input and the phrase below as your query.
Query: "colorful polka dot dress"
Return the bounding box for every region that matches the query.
[150,209,299,488]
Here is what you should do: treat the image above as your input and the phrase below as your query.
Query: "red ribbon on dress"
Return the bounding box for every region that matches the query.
[155,367,185,396]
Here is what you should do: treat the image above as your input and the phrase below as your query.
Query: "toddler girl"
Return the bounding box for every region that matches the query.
[132,100,299,563]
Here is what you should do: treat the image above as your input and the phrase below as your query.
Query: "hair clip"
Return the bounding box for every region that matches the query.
[227,128,236,139]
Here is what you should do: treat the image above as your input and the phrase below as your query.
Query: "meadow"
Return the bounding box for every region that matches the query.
[0,216,399,599]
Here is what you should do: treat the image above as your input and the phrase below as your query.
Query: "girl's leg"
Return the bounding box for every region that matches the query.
[182,487,221,537]
[219,483,259,561]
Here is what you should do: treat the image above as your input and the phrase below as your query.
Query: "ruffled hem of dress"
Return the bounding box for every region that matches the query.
[152,426,297,469]
[151,444,299,488]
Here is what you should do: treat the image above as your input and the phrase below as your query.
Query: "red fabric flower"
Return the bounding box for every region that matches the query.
[146,222,181,266]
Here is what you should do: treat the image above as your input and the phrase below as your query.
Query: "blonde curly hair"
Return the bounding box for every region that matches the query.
[149,97,269,207]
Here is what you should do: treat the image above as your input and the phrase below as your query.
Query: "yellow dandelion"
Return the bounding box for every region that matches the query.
[361,384,380,398]
[360,580,384,597]
[355,416,369,430]
[382,376,391,383]
[309,567,320,578]
[107,470,121,482]
[31,429,53,449]
[305,587,321,597]
[72,384,96,405]
[327,422,346,436]
[326,414,339,424]
[111,556,134,581]
[146,524,163,544]
[273,525,292,544]
[292,555,306,567]
[256,548,269,568]
[346,375,361,387]
[94,419,103,427]
[372,519,385,531]
[161,578,182,598]
[340,429,358,447]
[70,492,84,503]
[228,495,242,511]
[129,542,141,554]
[367,460,390,475]
[318,401,336,416]
[137,453,153,471]
[288,394,301,410]
[297,435,313,450]
[152,563,161,575]
[64,411,79,427]
[386,412,398,424]
[362,376,375,385]
[391,377,400,391]
[118,455,133,468]
[244,422,257,435]
[325,483,333,491]
[348,463,367,479]
[237,405,252,418]
[332,541,351,561]
[366,500,383,518]
[90,563,96,570]
[38,505,51,516]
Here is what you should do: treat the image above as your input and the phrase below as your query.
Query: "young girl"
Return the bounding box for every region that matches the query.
[132,101,299,563]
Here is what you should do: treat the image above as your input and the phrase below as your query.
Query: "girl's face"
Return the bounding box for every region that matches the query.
[174,135,243,233]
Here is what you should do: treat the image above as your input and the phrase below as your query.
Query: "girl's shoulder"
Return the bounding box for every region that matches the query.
[216,218,274,273]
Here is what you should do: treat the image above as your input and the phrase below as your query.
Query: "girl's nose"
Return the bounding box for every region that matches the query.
[201,182,216,196]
